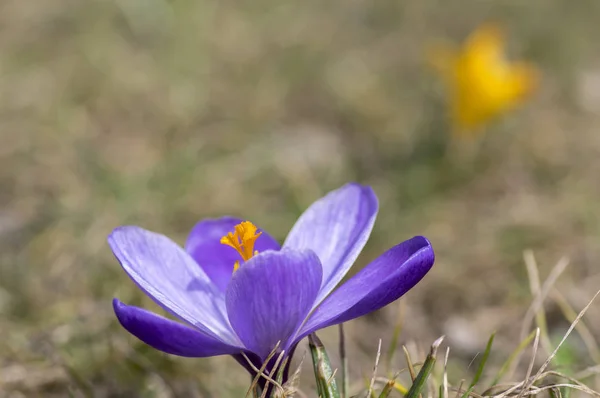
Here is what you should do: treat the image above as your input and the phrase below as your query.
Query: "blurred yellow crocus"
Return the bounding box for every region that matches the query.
[431,23,539,136]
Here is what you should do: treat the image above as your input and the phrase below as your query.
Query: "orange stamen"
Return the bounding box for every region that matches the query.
[220,221,262,272]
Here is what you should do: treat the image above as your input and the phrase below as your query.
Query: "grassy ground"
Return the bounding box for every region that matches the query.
[2,0,600,396]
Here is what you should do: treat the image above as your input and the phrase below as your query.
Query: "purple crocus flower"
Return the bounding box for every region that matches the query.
[110,183,434,382]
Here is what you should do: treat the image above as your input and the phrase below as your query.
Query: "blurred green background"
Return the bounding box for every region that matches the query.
[2,0,600,396]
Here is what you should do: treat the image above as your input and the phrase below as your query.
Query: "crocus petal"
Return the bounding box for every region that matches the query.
[108,226,239,345]
[185,217,281,292]
[113,299,243,357]
[283,183,378,303]
[298,236,434,337]
[226,249,322,359]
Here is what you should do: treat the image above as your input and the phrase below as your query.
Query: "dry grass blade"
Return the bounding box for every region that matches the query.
[260,350,287,398]
[404,346,418,383]
[490,329,537,387]
[523,383,600,397]
[280,352,306,398]
[450,387,485,398]
[243,341,285,398]
[541,370,600,386]
[454,380,465,398]
[575,365,600,380]
[551,290,600,364]
[443,347,450,398]
[532,289,600,381]
[491,289,600,398]
[276,356,290,385]
[521,252,569,355]
[494,381,530,398]
[515,328,540,398]
[328,370,339,389]
[366,339,383,398]
[549,386,562,398]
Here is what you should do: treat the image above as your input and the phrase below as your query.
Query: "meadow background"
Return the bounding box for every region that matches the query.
[2,0,600,396]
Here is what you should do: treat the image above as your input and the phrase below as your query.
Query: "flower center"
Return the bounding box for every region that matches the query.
[220,221,262,272]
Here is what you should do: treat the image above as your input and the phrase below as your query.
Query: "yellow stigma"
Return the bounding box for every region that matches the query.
[220,221,262,272]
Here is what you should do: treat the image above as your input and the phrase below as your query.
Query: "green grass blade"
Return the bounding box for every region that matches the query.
[309,333,340,398]
[489,329,536,388]
[461,333,495,398]
[386,302,405,374]
[275,356,290,386]
[339,324,349,398]
[405,337,444,398]
[378,379,396,398]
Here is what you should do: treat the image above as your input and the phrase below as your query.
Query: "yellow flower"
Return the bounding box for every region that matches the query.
[430,23,539,137]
